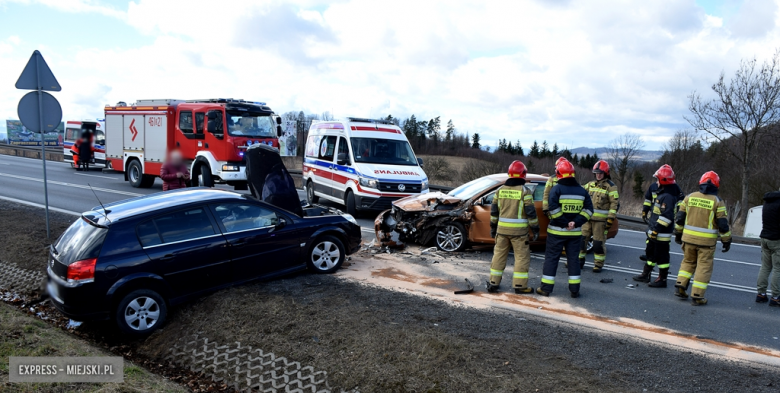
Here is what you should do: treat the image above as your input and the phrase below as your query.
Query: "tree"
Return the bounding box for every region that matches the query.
[659,129,708,193]
[633,171,645,199]
[472,133,481,149]
[540,141,550,158]
[552,143,559,158]
[445,119,455,142]
[321,111,334,121]
[686,50,780,224]
[515,140,524,156]
[529,140,540,158]
[605,133,645,195]
[403,115,419,138]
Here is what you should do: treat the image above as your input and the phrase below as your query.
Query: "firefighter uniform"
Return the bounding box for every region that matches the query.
[634,184,682,286]
[674,172,731,304]
[579,176,619,270]
[542,175,557,213]
[488,177,539,291]
[538,161,593,297]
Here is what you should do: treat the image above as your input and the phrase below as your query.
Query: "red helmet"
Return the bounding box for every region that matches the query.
[508,160,527,179]
[555,157,567,166]
[699,171,720,188]
[653,164,676,185]
[592,160,610,176]
[555,159,575,179]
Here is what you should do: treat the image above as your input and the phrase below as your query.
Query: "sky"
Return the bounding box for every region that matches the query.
[1,0,779,150]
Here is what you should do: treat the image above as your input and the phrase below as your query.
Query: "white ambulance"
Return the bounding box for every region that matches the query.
[303,118,428,215]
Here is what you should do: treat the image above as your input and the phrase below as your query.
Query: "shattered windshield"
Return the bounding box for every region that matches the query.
[226,112,276,138]
[351,137,418,166]
[448,177,501,200]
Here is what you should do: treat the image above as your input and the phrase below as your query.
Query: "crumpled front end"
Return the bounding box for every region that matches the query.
[375,195,473,248]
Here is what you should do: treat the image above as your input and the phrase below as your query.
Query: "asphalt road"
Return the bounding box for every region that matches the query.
[1,153,777,349]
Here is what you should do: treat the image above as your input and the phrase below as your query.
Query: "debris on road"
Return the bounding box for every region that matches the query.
[600,278,614,283]
[454,278,474,294]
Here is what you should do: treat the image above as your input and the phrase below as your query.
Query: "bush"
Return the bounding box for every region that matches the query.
[423,156,451,183]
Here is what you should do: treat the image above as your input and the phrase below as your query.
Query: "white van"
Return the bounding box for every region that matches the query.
[302,117,428,214]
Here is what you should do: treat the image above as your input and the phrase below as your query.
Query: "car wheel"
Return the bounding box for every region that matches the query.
[127,160,144,188]
[344,190,357,216]
[307,180,319,204]
[307,235,345,274]
[198,164,214,188]
[115,289,167,335]
[436,222,467,252]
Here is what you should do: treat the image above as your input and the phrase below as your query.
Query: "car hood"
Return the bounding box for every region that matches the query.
[355,163,426,181]
[393,192,463,212]
[245,143,304,217]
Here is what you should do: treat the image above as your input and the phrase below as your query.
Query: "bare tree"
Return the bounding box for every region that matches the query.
[605,133,645,195]
[686,49,780,224]
[660,129,708,194]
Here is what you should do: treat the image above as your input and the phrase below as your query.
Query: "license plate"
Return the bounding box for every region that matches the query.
[47,280,60,302]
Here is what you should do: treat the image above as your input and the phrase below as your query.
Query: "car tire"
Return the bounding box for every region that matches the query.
[307,180,319,204]
[344,189,357,216]
[436,222,467,252]
[127,160,144,188]
[307,235,345,274]
[115,289,167,335]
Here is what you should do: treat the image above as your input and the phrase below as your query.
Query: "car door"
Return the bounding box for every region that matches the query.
[138,207,231,297]
[470,189,499,244]
[210,201,302,282]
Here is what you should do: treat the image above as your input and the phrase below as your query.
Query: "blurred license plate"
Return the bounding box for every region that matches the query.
[47,280,60,302]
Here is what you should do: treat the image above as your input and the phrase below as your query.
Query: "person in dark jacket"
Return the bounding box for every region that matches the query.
[160,150,190,191]
[756,188,780,307]
[537,159,593,298]
[77,131,94,171]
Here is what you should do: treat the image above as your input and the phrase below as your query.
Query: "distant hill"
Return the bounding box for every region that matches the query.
[569,147,663,162]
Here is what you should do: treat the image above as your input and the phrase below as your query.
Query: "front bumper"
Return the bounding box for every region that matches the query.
[355,195,400,211]
[216,164,247,182]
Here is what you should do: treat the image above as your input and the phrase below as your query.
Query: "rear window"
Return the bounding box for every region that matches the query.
[54,218,108,264]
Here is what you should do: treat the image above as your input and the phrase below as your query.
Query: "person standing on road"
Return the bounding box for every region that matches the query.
[756,187,780,307]
[160,150,190,191]
[76,131,94,171]
[537,160,593,298]
[673,171,731,306]
[639,164,685,262]
[486,161,540,294]
[579,160,619,273]
[542,157,568,216]
[633,165,682,287]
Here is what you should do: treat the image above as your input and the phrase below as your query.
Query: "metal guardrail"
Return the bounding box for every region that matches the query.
[0,143,61,153]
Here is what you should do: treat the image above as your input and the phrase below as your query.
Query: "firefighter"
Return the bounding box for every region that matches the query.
[542,157,568,216]
[673,171,731,306]
[639,165,685,261]
[487,161,540,294]
[537,160,593,298]
[579,160,619,272]
[632,165,682,287]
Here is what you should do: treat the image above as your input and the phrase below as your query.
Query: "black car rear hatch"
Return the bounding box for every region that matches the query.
[49,214,109,279]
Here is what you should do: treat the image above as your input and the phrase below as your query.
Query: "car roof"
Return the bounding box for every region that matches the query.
[486,173,549,182]
[92,188,249,222]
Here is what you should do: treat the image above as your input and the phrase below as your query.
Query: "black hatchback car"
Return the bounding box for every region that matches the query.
[47,188,362,335]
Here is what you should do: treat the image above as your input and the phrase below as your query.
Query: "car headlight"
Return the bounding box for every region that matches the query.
[421,180,429,191]
[359,176,378,189]
[342,213,358,226]
[222,164,240,171]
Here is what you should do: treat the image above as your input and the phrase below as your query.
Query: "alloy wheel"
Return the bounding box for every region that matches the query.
[437,224,464,252]
[311,241,340,271]
[124,296,161,331]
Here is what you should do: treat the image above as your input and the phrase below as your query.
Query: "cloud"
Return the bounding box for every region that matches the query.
[0,0,125,18]
[728,0,779,38]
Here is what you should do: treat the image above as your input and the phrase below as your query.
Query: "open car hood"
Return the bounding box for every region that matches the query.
[393,192,463,212]
[245,144,304,217]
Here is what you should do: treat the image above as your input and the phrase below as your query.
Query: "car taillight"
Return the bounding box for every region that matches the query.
[67,258,97,281]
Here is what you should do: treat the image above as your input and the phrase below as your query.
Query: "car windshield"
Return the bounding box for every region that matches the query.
[226,112,276,138]
[448,177,502,200]
[351,137,418,166]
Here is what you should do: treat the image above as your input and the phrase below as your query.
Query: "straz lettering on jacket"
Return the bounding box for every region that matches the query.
[560,195,584,213]
[688,197,714,210]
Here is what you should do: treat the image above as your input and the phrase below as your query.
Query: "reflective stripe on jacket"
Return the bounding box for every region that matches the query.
[542,176,558,211]
[491,184,538,236]
[547,178,593,233]
[675,191,731,246]
[583,179,619,221]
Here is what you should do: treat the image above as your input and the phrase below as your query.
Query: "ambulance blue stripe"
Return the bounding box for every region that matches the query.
[303,157,426,183]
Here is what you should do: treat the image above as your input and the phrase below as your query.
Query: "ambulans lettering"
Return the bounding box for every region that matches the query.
[374,169,420,176]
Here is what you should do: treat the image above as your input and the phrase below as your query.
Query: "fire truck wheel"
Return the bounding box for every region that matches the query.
[306,180,319,204]
[345,189,357,216]
[197,164,214,188]
[128,160,144,188]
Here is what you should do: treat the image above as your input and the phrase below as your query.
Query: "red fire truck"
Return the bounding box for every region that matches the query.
[104,99,282,189]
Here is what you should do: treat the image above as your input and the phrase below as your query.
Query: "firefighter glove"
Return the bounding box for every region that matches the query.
[722,241,731,253]
[675,232,683,245]
[543,210,550,219]
[649,231,658,240]
[605,217,614,230]
[531,229,540,242]
[641,211,648,224]
[490,225,497,239]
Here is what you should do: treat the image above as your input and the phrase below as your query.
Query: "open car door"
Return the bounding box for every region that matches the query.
[245,144,304,217]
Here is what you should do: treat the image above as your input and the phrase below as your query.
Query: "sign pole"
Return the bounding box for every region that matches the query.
[35,55,50,238]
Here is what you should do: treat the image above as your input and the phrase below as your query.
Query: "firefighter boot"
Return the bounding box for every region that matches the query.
[633,263,653,283]
[648,268,668,288]
[691,297,708,306]
[535,287,550,297]
[486,280,500,293]
[515,287,533,294]
[674,283,689,299]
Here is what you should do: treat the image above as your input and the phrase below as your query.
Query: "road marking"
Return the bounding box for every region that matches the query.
[0,195,80,216]
[605,242,761,267]
[74,172,119,180]
[0,153,72,166]
[619,228,761,248]
[527,253,762,294]
[0,172,143,197]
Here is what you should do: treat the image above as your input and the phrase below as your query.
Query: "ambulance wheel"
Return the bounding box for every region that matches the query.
[306,180,319,204]
[345,190,357,216]
[195,164,214,188]
[128,160,144,188]
[436,222,467,252]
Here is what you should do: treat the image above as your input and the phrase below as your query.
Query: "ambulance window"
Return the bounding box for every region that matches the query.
[318,135,337,161]
[336,137,350,163]
[95,130,105,145]
[195,113,205,135]
[179,111,193,134]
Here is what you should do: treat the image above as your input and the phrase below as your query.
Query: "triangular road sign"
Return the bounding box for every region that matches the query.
[15,50,61,91]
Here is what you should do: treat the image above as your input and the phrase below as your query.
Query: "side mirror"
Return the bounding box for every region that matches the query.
[276,125,283,137]
[474,197,484,206]
[275,116,282,125]
[276,217,287,229]
[417,157,424,167]
[207,120,216,133]
[336,153,350,166]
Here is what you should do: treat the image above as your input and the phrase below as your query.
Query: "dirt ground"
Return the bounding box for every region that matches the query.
[2,200,780,392]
